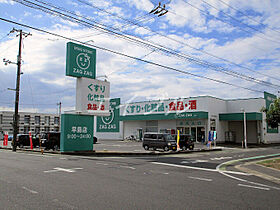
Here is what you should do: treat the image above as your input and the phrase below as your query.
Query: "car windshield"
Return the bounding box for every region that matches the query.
[165,134,174,141]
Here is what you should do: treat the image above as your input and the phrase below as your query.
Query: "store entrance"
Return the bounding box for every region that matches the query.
[197,127,205,143]
[191,127,196,142]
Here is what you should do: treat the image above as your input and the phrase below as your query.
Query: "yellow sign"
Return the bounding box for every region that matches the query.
[177,130,180,150]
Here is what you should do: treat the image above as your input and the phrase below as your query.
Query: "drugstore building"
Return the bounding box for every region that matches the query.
[95,93,280,144]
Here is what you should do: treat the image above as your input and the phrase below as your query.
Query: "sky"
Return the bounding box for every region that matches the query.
[0,0,279,114]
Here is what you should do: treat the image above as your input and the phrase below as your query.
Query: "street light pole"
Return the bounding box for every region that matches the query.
[241,108,247,149]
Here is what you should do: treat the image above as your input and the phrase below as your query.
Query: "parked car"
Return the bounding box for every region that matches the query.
[142,133,177,151]
[93,136,97,144]
[8,135,13,141]
[41,132,60,151]
[174,134,194,150]
[15,134,39,148]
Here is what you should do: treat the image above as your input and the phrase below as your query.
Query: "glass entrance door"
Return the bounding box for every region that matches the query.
[191,127,196,142]
[197,127,205,143]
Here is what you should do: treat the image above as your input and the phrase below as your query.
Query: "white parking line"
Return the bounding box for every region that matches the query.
[151,162,250,175]
[152,162,217,172]
[188,176,212,182]
[238,184,270,191]
[22,186,38,194]
[120,166,136,170]
[44,167,83,173]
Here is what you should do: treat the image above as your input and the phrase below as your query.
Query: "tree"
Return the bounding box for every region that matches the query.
[262,98,280,128]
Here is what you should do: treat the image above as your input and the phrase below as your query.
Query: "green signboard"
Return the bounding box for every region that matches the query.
[60,114,94,152]
[66,42,96,79]
[97,98,120,132]
[264,92,278,133]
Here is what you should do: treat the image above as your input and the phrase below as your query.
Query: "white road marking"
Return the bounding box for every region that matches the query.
[22,186,38,194]
[152,162,217,172]
[96,162,109,166]
[238,184,270,191]
[120,166,136,170]
[188,176,212,182]
[210,157,232,161]
[216,156,280,191]
[152,162,250,175]
[44,167,83,173]
[222,171,251,176]
[181,160,209,164]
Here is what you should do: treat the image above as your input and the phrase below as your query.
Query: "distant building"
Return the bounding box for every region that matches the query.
[0,111,60,137]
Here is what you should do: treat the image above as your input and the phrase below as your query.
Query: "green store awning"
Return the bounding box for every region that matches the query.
[219,112,262,121]
[120,111,208,121]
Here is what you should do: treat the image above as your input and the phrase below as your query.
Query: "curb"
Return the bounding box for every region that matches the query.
[235,160,280,185]
[0,146,222,156]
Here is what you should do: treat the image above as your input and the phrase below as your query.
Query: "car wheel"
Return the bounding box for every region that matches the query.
[189,145,194,150]
[144,145,149,150]
[164,146,169,152]
[182,146,187,151]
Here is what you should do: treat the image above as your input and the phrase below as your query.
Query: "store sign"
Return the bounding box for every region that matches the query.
[124,99,197,115]
[60,114,94,152]
[76,78,110,115]
[97,98,120,132]
[177,120,205,126]
[66,42,96,79]
[264,92,278,133]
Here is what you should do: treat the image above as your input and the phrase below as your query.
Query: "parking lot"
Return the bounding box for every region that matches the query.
[0,139,207,153]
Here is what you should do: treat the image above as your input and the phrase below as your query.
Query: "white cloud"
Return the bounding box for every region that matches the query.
[126,0,154,12]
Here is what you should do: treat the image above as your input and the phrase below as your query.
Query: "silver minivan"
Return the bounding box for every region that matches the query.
[142,133,177,151]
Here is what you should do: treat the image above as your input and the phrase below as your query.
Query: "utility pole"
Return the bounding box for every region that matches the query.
[57,102,61,116]
[241,108,247,149]
[3,28,31,152]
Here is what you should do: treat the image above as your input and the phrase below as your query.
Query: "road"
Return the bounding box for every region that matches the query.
[0,146,280,209]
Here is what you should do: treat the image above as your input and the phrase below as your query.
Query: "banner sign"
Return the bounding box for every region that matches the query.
[264,92,278,133]
[123,99,197,116]
[66,42,96,79]
[76,78,110,115]
[60,114,94,152]
[97,98,120,132]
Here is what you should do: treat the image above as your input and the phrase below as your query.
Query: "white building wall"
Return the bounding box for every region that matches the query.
[206,97,227,142]
[158,120,176,131]
[226,98,265,113]
[123,121,146,139]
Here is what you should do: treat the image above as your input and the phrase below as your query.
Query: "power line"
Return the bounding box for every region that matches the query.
[181,0,280,45]
[200,0,280,42]
[215,0,280,35]
[0,17,265,94]
[12,0,280,89]
[9,0,280,92]
[73,0,280,83]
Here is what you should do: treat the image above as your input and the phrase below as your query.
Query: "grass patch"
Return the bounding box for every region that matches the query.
[257,158,280,170]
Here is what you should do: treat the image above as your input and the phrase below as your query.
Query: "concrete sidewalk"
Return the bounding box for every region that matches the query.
[236,158,280,185]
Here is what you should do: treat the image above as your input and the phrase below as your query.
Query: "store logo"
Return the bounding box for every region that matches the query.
[76,53,90,70]
[101,109,114,125]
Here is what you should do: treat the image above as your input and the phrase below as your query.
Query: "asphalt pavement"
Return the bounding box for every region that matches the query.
[1,139,280,185]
